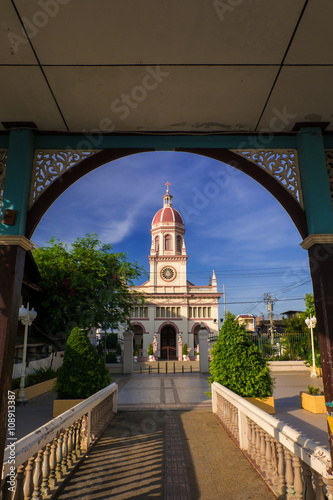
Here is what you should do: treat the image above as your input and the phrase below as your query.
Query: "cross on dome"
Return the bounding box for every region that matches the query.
[163,182,173,207]
[165,181,170,193]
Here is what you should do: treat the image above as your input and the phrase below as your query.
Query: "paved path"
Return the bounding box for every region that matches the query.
[55,411,274,500]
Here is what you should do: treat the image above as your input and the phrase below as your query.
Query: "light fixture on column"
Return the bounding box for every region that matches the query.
[305,316,318,379]
[17,303,37,404]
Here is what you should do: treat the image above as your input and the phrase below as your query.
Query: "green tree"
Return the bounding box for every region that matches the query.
[33,233,145,338]
[209,312,273,398]
[283,293,316,334]
[55,327,111,399]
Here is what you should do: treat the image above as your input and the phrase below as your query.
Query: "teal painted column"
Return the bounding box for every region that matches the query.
[297,127,333,234]
[0,129,35,236]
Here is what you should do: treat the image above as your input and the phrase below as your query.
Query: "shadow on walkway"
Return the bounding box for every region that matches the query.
[55,411,274,500]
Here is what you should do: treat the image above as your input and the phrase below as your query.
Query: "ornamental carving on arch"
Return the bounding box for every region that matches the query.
[0,151,8,212]
[30,150,100,207]
[324,150,333,209]
[231,149,303,208]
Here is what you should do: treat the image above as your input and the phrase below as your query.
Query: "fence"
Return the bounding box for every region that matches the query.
[249,333,311,360]
[212,382,333,498]
[12,352,64,379]
[1,382,118,499]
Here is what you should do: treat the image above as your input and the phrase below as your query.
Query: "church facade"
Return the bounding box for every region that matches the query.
[121,184,221,360]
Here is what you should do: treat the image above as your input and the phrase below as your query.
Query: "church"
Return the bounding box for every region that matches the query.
[120,183,222,360]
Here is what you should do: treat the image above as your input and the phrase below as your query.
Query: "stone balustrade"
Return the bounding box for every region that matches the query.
[1,382,118,499]
[212,381,333,499]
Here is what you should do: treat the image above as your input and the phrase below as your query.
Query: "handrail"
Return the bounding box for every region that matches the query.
[212,381,333,497]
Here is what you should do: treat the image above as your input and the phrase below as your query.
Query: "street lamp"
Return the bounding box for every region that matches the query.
[17,303,37,404]
[305,315,317,379]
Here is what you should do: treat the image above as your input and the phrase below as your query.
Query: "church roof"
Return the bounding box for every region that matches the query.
[152,206,183,225]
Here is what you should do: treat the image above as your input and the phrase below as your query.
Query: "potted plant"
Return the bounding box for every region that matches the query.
[300,385,325,413]
[133,344,139,362]
[147,343,154,361]
[182,343,188,361]
[53,327,111,417]
[209,312,275,414]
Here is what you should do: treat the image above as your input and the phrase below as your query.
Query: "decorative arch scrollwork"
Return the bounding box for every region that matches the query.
[30,150,100,207]
[231,149,303,208]
[0,151,8,212]
[325,150,333,210]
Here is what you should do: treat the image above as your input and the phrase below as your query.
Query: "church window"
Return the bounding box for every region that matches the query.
[164,234,172,251]
[193,307,197,317]
[177,307,181,317]
[156,307,160,318]
[161,307,165,317]
[155,236,159,252]
[198,307,201,317]
[176,235,182,253]
[171,307,176,317]
[208,307,211,318]
[166,307,170,318]
[203,307,206,318]
[189,307,192,317]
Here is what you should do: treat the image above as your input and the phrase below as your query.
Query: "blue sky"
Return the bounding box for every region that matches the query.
[32,151,312,319]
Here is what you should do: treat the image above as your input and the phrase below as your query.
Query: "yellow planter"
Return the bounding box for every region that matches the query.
[310,366,323,377]
[14,378,56,401]
[245,397,275,415]
[300,391,326,413]
[53,399,84,418]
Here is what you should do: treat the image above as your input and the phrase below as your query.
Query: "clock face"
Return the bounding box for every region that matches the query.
[160,266,176,281]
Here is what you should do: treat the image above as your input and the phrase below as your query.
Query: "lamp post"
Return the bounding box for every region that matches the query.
[305,315,317,379]
[17,303,37,404]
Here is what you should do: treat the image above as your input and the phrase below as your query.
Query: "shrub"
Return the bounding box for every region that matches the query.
[307,385,324,396]
[134,344,140,356]
[11,367,57,390]
[106,352,117,363]
[209,312,273,398]
[147,343,153,356]
[55,327,111,399]
[182,343,188,356]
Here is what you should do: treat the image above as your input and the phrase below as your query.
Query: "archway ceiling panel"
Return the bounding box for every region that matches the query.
[1,0,333,133]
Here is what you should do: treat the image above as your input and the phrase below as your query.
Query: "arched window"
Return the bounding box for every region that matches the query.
[176,235,182,253]
[155,236,159,252]
[164,234,172,251]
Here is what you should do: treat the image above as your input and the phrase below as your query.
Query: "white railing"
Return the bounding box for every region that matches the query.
[1,382,118,499]
[212,382,333,499]
[12,352,64,379]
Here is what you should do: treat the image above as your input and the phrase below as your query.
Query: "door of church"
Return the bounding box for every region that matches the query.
[160,326,177,360]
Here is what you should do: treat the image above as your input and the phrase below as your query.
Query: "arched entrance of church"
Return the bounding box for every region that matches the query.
[160,325,177,360]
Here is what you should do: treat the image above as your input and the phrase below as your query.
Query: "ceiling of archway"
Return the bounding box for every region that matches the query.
[1,0,333,133]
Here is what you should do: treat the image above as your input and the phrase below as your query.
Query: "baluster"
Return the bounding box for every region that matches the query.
[313,471,325,500]
[62,430,69,474]
[32,450,43,500]
[255,424,261,466]
[49,440,57,489]
[284,449,294,499]
[292,455,303,500]
[76,420,82,457]
[67,426,74,467]
[270,439,279,487]
[71,424,78,462]
[251,421,257,460]
[276,443,286,496]
[56,434,63,480]
[13,465,25,500]
[81,415,89,452]
[265,433,273,481]
[41,444,51,496]
[301,462,315,500]
[24,457,35,500]
[247,418,252,456]
[322,475,333,500]
[259,429,266,471]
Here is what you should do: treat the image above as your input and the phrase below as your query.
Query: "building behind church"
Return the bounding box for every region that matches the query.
[119,184,222,360]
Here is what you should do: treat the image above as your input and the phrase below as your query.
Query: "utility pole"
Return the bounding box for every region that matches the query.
[263,294,276,345]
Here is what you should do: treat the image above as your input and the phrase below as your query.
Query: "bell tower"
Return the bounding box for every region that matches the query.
[149,183,188,289]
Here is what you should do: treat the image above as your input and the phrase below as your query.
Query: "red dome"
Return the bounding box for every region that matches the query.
[152,206,184,225]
